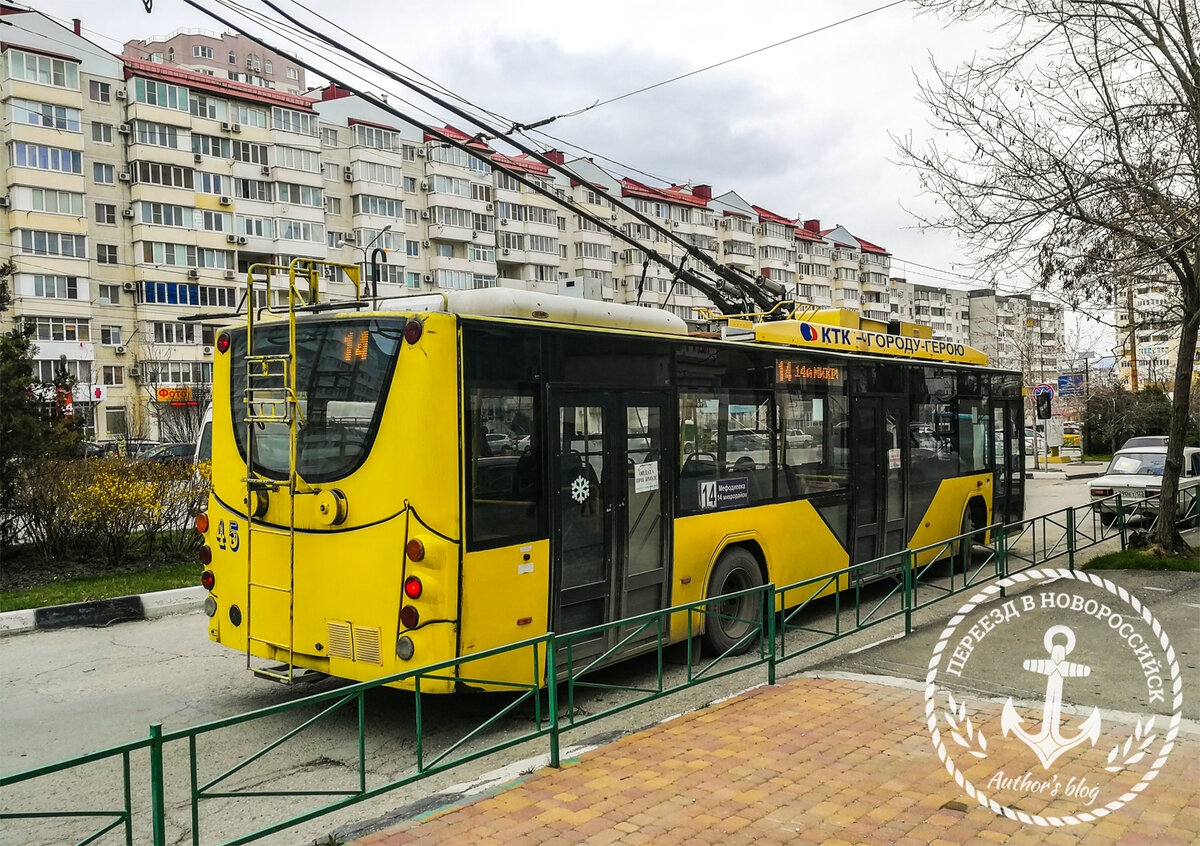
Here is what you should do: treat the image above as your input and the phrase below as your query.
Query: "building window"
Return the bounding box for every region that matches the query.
[286,67,299,80]
[100,325,123,345]
[10,142,82,174]
[89,80,110,102]
[102,366,124,386]
[93,163,114,184]
[31,188,84,216]
[32,275,78,299]
[10,49,79,89]
[105,407,126,436]
[321,127,338,147]
[97,284,120,304]
[193,45,214,59]
[95,204,116,225]
[92,122,113,143]
[228,51,236,64]
[97,244,118,264]
[406,272,421,289]
[406,240,419,257]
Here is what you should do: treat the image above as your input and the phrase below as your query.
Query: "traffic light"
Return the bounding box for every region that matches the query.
[1036,390,1052,420]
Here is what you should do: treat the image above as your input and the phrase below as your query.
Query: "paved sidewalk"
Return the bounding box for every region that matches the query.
[354,677,1197,846]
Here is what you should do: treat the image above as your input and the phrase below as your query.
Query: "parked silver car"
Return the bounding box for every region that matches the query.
[1089,445,1200,525]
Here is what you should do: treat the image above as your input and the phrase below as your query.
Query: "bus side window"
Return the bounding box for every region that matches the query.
[466,389,542,549]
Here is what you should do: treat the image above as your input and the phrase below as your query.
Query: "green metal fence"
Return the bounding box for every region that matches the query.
[3,492,1194,845]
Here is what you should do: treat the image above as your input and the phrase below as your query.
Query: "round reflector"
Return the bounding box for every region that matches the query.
[399,605,420,629]
[216,332,230,353]
[396,636,415,660]
[404,575,423,599]
[198,545,212,565]
[403,318,423,345]
[195,512,209,533]
[201,570,215,591]
[203,596,217,617]
[229,604,242,626]
[406,538,425,562]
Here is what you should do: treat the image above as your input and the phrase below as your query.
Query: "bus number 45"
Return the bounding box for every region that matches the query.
[216,520,240,552]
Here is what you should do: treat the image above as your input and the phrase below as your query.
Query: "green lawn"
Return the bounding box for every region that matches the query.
[1083,549,1200,572]
[0,563,199,613]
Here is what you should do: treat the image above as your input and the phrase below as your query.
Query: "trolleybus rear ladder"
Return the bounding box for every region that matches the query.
[241,260,363,685]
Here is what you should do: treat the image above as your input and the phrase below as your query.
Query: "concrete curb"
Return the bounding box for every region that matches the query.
[0,585,206,638]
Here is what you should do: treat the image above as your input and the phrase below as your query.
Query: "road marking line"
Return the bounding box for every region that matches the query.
[1141,586,1171,592]
[848,632,905,654]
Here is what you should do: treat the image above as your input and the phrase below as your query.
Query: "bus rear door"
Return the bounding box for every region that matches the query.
[850,393,908,569]
[549,390,671,664]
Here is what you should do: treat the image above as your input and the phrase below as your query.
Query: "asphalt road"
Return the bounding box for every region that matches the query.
[1,475,1186,846]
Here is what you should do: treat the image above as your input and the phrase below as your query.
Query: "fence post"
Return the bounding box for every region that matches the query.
[547,634,560,769]
[1116,494,1128,550]
[995,524,1007,593]
[149,723,166,846]
[1067,507,1076,572]
[766,584,777,686]
[903,551,913,636]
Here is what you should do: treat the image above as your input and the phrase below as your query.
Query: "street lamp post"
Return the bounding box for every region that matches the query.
[338,224,392,301]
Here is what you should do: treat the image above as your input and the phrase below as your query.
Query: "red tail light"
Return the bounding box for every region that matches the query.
[195,512,209,533]
[403,318,423,345]
[1091,488,1112,497]
[216,333,230,353]
[406,538,425,562]
[404,576,423,599]
[201,570,215,591]
[198,545,212,565]
[399,605,420,629]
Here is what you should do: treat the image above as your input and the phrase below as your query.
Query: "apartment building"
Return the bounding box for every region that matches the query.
[967,290,1064,387]
[2,7,954,444]
[888,277,972,345]
[123,30,306,96]
[1112,278,1198,392]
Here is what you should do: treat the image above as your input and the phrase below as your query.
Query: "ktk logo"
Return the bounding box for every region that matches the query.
[924,569,1183,827]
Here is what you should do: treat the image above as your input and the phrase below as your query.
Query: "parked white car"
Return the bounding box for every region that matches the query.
[1089,445,1200,525]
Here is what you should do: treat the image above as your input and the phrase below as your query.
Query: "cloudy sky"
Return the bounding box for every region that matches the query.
[35,0,1103,341]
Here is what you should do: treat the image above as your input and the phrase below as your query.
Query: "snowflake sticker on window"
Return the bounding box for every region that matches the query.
[570,475,590,503]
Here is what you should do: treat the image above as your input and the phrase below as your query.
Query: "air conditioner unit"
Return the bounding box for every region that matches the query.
[416,148,426,157]
[419,209,429,219]
[187,269,200,279]
[485,203,494,212]
[422,274,432,283]
[118,171,131,182]
[230,123,241,133]
[115,88,127,99]
[343,167,354,182]
[122,281,137,292]
[203,345,214,355]
[0,196,8,208]
[720,219,729,229]
[220,121,234,132]
[421,240,430,248]
[502,248,510,255]
[115,345,127,355]
[194,153,203,163]
[500,218,508,226]
[128,367,141,379]
[471,230,478,238]
[223,270,236,280]
[219,196,232,206]
[237,235,247,245]
[420,181,429,191]
[117,123,131,135]
[226,234,238,243]
[122,207,134,218]
[260,165,271,176]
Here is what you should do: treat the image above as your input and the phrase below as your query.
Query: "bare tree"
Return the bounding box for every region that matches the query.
[899,0,1199,554]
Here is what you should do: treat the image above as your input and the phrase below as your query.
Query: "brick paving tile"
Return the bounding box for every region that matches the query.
[353,677,1195,846]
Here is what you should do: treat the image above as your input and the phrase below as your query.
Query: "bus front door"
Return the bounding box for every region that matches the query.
[850,394,908,572]
[991,399,1025,525]
[550,392,671,664]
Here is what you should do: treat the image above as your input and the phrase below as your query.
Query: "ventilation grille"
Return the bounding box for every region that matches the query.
[353,625,382,665]
[326,621,352,660]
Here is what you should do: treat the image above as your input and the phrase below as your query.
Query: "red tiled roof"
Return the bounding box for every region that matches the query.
[751,205,796,226]
[855,237,889,255]
[425,124,493,151]
[123,57,315,110]
[620,178,709,208]
[491,153,550,175]
[793,227,825,242]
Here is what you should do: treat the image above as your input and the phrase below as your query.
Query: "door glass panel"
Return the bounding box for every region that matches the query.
[559,405,606,593]
[853,404,878,525]
[625,405,662,577]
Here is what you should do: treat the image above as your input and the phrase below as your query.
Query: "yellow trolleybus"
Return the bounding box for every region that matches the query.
[197,281,1024,692]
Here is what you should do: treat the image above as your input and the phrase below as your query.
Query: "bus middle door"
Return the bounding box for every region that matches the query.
[850,393,908,573]
[549,391,670,666]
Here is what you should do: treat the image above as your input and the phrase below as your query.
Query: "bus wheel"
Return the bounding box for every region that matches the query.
[702,548,764,656]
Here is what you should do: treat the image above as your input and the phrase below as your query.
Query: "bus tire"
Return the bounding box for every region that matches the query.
[702,547,764,656]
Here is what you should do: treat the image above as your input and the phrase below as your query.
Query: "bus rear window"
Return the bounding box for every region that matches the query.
[229,319,402,482]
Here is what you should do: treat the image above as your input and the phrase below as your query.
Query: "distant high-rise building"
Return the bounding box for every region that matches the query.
[122,29,306,96]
